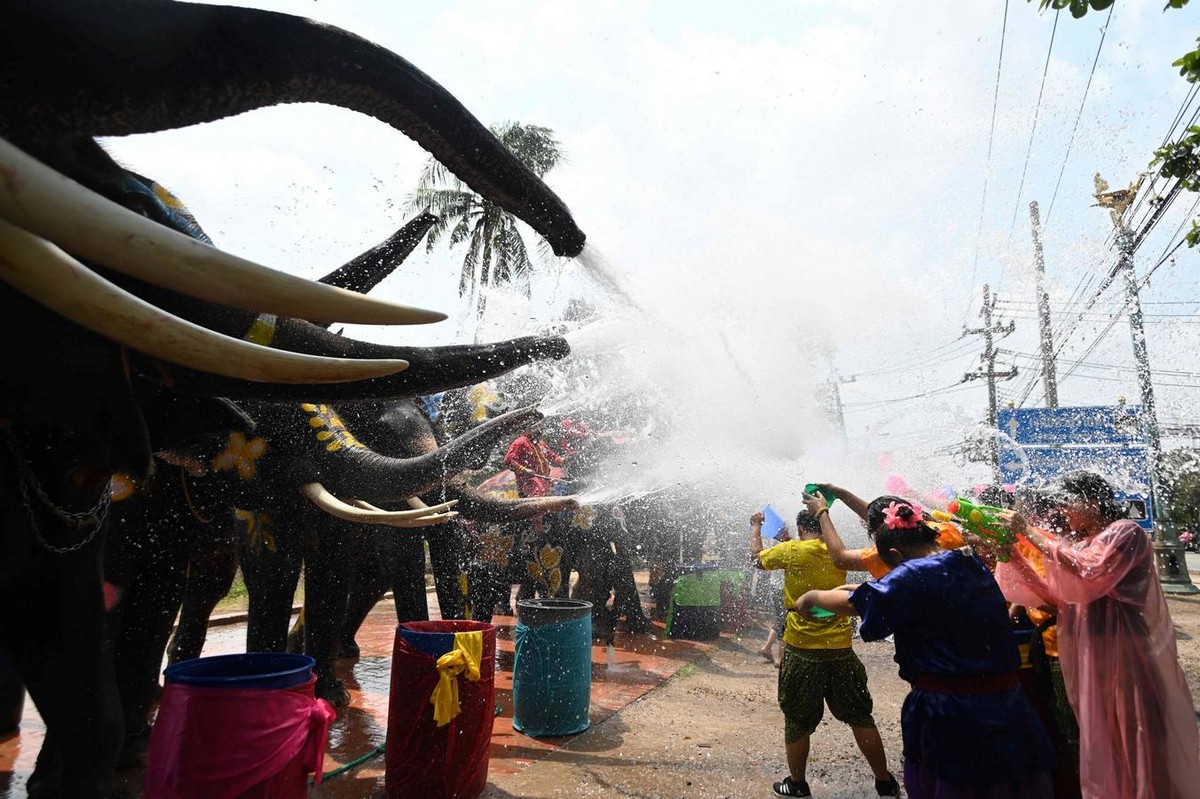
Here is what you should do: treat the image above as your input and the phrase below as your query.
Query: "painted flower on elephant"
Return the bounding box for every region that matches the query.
[212,432,268,480]
[235,508,277,553]
[571,504,596,530]
[478,529,514,567]
[110,473,137,502]
[301,403,365,452]
[526,543,564,595]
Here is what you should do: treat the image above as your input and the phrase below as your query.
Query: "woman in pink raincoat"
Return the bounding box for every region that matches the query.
[998,472,1200,799]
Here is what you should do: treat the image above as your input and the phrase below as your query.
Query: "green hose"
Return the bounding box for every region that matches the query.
[310,743,386,784]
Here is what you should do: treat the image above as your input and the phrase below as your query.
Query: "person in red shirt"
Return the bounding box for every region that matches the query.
[504,424,564,498]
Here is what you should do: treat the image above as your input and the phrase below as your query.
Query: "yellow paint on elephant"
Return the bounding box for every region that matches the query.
[526,543,564,594]
[571,505,596,530]
[235,508,277,553]
[213,432,268,480]
[478,529,514,567]
[300,403,365,452]
[110,473,137,501]
[242,314,278,347]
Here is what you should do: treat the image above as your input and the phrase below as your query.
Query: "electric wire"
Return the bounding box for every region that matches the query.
[1008,9,1060,238]
[965,0,1011,324]
[1044,2,1115,227]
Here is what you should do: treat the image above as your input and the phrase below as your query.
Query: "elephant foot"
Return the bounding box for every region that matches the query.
[315,674,351,708]
[337,639,361,659]
[116,724,152,770]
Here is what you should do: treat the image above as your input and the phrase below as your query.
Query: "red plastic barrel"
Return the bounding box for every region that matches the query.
[385,620,496,799]
[143,654,335,799]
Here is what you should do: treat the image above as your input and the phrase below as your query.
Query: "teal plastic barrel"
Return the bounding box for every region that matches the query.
[512,599,592,737]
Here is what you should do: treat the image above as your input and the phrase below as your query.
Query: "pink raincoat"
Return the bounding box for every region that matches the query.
[997,520,1200,798]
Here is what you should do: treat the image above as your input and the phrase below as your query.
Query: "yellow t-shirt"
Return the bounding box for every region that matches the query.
[860,521,966,580]
[758,538,851,649]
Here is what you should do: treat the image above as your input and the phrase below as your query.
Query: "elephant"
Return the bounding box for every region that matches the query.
[104,210,467,748]
[0,2,588,795]
[329,397,580,647]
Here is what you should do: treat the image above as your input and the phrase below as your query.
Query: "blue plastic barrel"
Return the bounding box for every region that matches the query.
[512,599,592,738]
[164,653,315,690]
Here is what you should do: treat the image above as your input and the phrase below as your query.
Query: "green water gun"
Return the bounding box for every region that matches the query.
[945,497,1014,561]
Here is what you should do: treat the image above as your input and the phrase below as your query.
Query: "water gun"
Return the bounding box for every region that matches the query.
[942,497,1014,562]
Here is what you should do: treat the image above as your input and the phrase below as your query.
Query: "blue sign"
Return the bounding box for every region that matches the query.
[997,405,1143,446]
[996,406,1153,531]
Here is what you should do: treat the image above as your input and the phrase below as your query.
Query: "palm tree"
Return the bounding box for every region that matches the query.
[406,122,564,323]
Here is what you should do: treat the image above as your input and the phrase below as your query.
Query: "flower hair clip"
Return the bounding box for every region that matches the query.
[882,501,924,530]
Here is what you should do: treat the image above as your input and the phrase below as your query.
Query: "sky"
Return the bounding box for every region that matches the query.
[103,0,1200,514]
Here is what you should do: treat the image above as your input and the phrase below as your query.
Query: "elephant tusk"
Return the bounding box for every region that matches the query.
[0,136,445,325]
[347,497,459,518]
[0,219,410,383]
[406,497,429,510]
[301,483,457,527]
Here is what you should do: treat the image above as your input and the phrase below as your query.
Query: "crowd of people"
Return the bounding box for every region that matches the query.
[749,473,1200,799]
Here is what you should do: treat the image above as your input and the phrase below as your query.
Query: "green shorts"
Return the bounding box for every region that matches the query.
[778,644,876,742]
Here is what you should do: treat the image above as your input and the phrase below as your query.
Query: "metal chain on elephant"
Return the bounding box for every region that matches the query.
[3,432,111,554]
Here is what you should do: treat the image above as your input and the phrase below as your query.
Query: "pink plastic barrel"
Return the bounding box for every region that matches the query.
[143,654,334,799]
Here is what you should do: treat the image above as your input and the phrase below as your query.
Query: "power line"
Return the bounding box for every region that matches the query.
[965,0,1011,324]
[1008,9,1060,237]
[1044,2,1115,227]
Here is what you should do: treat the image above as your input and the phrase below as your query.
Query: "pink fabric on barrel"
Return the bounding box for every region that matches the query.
[998,520,1200,799]
[143,675,335,798]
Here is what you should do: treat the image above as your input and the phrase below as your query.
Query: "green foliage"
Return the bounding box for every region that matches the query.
[1174,37,1200,83]
[1031,0,1114,18]
[1152,127,1200,244]
[407,122,563,307]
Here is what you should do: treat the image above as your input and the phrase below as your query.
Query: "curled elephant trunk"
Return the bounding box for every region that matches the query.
[1,1,585,257]
[292,405,546,505]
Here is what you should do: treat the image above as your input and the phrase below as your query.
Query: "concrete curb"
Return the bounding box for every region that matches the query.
[204,589,406,629]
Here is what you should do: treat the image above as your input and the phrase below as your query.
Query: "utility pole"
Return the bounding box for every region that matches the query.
[1028,201,1058,407]
[824,374,856,440]
[1115,224,1196,592]
[1094,172,1195,592]
[963,284,1018,481]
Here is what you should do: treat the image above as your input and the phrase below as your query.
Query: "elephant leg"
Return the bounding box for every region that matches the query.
[340,531,389,657]
[240,518,302,653]
[7,550,123,799]
[466,563,503,624]
[112,552,185,763]
[302,523,356,707]
[610,540,649,633]
[426,528,465,620]
[386,534,430,623]
[167,538,238,664]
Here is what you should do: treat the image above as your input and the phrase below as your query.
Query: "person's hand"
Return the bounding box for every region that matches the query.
[997,509,1028,538]
[802,492,828,516]
[794,590,815,615]
[750,510,764,528]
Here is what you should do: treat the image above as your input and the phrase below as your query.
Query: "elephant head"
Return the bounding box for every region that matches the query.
[0,5,589,795]
[0,0,586,484]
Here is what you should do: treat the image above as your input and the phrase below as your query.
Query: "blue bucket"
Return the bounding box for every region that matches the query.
[512,599,593,738]
[163,653,315,690]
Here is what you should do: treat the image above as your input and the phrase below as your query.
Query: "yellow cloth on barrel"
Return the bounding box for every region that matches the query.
[430,631,483,727]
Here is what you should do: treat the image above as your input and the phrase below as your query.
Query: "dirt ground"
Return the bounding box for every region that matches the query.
[482,592,1200,799]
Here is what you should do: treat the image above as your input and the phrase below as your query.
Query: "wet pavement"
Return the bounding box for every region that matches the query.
[0,586,714,798]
